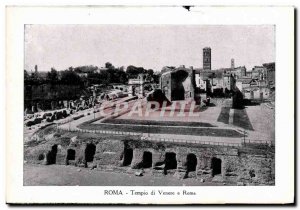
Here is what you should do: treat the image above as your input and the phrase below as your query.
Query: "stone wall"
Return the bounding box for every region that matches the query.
[24,137,275,185]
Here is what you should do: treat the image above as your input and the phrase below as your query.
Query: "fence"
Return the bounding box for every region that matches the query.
[145,137,242,147]
[57,125,273,148]
[57,126,245,147]
[242,139,274,146]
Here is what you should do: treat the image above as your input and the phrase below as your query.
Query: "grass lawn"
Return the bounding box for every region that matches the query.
[217,107,230,124]
[233,109,254,131]
[78,122,244,137]
[103,119,215,127]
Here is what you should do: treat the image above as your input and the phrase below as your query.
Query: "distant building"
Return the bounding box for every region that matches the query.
[203,47,211,70]
[236,78,269,100]
[77,73,88,78]
[231,58,235,69]
[195,65,246,94]
[251,66,267,80]
[97,67,108,73]
[110,83,128,92]
[128,74,148,96]
[231,66,246,78]
[246,71,252,78]
[263,62,275,88]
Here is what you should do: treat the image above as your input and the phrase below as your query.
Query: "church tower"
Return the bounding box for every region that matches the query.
[231,58,235,69]
[203,47,211,70]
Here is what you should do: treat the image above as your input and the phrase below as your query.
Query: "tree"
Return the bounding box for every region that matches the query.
[24,70,30,81]
[126,65,146,79]
[148,69,154,76]
[47,68,59,83]
[105,62,114,70]
[60,70,83,86]
[152,72,161,84]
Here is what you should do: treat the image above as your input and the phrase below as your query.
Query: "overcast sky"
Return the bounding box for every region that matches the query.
[24,25,275,72]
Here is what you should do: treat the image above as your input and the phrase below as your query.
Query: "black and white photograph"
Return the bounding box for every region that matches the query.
[5,6,294,204]
[23,24,275,186]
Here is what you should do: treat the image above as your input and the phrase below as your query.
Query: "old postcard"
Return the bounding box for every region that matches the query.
[6,6,294,204]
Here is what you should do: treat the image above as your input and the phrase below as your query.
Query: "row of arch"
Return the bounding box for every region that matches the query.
[42,143,97,166]
[65,143,96,165]
[122,148,222,176]
[44,144,222,177]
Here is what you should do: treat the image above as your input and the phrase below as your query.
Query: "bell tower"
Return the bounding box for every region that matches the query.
[231,58,235,69]
[203,47,211,70]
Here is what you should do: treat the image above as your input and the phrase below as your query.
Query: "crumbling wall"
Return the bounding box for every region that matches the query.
[24,135,275,185]
[24,143,66,165]
[95,139,124,167]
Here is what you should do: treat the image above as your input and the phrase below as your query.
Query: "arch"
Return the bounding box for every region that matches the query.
[186,153,197,172]
[38,153,45,161]
[47,144,57,165]
[211,157,222,176]
[67,149,76,161]
[171,70,189,101]
[123,148,133,166]
[165,152,177,170]
[142,151,152,168]
[85,143,96,162]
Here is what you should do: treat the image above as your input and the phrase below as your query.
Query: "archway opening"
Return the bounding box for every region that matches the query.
[47,144,57,164]
[38,153,45,161]
[123,148,133,166]
[67,149,76,161]
[165,152,177,170]
[85,143,96,162]
[186,153,197,172]
[211,157,222,176]
[142,151,152,168]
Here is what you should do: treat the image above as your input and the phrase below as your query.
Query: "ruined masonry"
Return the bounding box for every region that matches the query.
[25,136,275,185]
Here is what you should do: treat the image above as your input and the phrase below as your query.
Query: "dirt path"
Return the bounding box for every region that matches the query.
[24,164,228,186]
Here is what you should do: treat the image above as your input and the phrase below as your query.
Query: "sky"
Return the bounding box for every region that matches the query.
[24,25,275,72]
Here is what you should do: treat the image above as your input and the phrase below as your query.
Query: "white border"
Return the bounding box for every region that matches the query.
[6,6,294,204]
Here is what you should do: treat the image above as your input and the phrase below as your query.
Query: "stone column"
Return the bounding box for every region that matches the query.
[131,149,143,169]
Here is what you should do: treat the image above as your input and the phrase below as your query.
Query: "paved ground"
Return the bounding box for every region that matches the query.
[24,164,229,186]
[59,96,137,131]
[57,99,274,144]
[245,104,275,141]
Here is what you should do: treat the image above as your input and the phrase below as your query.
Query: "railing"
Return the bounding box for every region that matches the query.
[57,126,242,147]
[57,126,273,148]
[145,137,241,147]
[242,139,274,146]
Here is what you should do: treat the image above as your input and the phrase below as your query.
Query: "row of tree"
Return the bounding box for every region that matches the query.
[24,62,160,86]
[24,67,84,86]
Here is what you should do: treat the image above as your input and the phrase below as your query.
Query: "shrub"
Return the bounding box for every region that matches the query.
[50,115,56,121]
[73,114,84,120]
[42,113,52,119]
[34,118,43,124]
[26,121,34,127]
[56,111,64,120]
[62,110,68,117]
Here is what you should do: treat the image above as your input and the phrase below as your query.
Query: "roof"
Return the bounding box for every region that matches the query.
[236,78,253,84]
[161,66,193,76]
[195,67,241,74]
[195,68,235,80]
